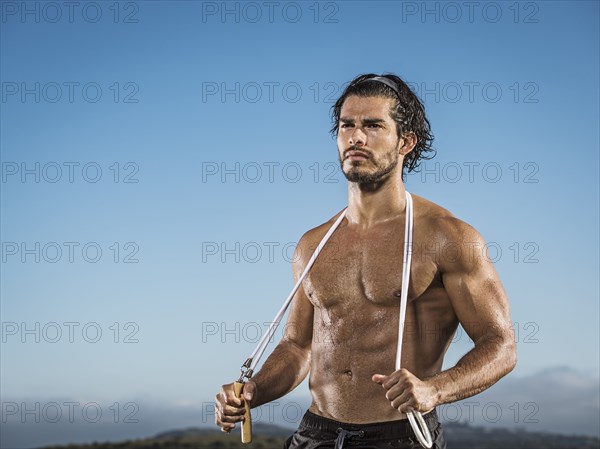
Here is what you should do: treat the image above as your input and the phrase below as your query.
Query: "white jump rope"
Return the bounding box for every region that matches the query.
[235,191,433,448]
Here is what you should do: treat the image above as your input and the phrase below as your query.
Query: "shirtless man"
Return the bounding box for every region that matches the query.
[215,73,517,448]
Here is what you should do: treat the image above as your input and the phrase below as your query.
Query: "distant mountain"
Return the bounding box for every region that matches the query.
[38,421,600,449]
[441,421,600,448]
[154,422,294,439]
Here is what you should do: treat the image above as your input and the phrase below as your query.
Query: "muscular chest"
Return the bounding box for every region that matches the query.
[303,221,439,310]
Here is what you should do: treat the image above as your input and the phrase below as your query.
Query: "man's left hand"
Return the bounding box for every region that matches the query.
[372,368,438,414]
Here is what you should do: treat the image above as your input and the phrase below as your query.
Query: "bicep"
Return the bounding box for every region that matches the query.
[282,236,314,350]
[440,222,513,344]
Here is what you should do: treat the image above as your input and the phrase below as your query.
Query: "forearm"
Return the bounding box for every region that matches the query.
[249,339,311,408]
[427,335,516,406]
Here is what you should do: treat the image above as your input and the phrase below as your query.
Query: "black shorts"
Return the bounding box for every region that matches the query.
[283,409,446,449]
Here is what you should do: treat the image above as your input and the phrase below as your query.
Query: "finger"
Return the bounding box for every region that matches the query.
[214,395,243,416]
[384,368,415,390]
[386,379,412,401]
[215,414,236,431]
[221,403,247,417]
[224,390,243,407]
[398,401,417,414]
[228,393,244,406]
[217,409,245,424]
[392,390,423,414]
[219,383,244,406]
[243,381,256,402]
[382,373,402,390]
[372,374,387,385]
[221,423,236,432]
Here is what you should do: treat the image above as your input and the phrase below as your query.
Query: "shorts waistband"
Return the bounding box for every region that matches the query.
[298,409,440,440]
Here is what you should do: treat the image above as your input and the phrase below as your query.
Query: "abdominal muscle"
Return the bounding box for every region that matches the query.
[307,302,447,423]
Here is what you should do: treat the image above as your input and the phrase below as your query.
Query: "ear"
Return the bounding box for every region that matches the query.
[398,132,417,156]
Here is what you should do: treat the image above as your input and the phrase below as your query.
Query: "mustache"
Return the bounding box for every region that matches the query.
[343,146,373,159]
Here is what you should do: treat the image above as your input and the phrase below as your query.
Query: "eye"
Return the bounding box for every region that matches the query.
[340,123,353,129]
[367,124,381,129]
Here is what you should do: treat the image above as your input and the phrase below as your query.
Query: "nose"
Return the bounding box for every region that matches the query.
[349,127,366,147]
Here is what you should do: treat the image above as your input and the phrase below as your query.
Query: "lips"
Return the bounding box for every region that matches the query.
[345,150,369,160]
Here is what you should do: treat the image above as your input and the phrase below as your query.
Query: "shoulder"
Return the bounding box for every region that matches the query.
[411,194,486,269]
[413,193,482,241]
[297,208,346,246]
[292,208,347,274]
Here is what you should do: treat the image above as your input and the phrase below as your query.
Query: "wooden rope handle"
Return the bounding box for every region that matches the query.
[233,381,252,444]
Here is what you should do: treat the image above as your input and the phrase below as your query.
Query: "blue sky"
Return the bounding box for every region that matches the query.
[1,1,599,446]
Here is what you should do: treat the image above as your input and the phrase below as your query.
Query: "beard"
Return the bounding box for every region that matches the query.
[340,145,399,184]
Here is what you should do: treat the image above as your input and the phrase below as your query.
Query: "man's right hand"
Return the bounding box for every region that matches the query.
[214,380,256,432]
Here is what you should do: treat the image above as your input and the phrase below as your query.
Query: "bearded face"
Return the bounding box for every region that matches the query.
[340,144,400,184]
[336,96,403,185]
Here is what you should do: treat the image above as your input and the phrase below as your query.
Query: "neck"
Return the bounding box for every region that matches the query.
[346,172,407,228]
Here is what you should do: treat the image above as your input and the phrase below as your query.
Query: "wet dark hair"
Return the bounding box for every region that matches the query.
[330,73,435,179]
